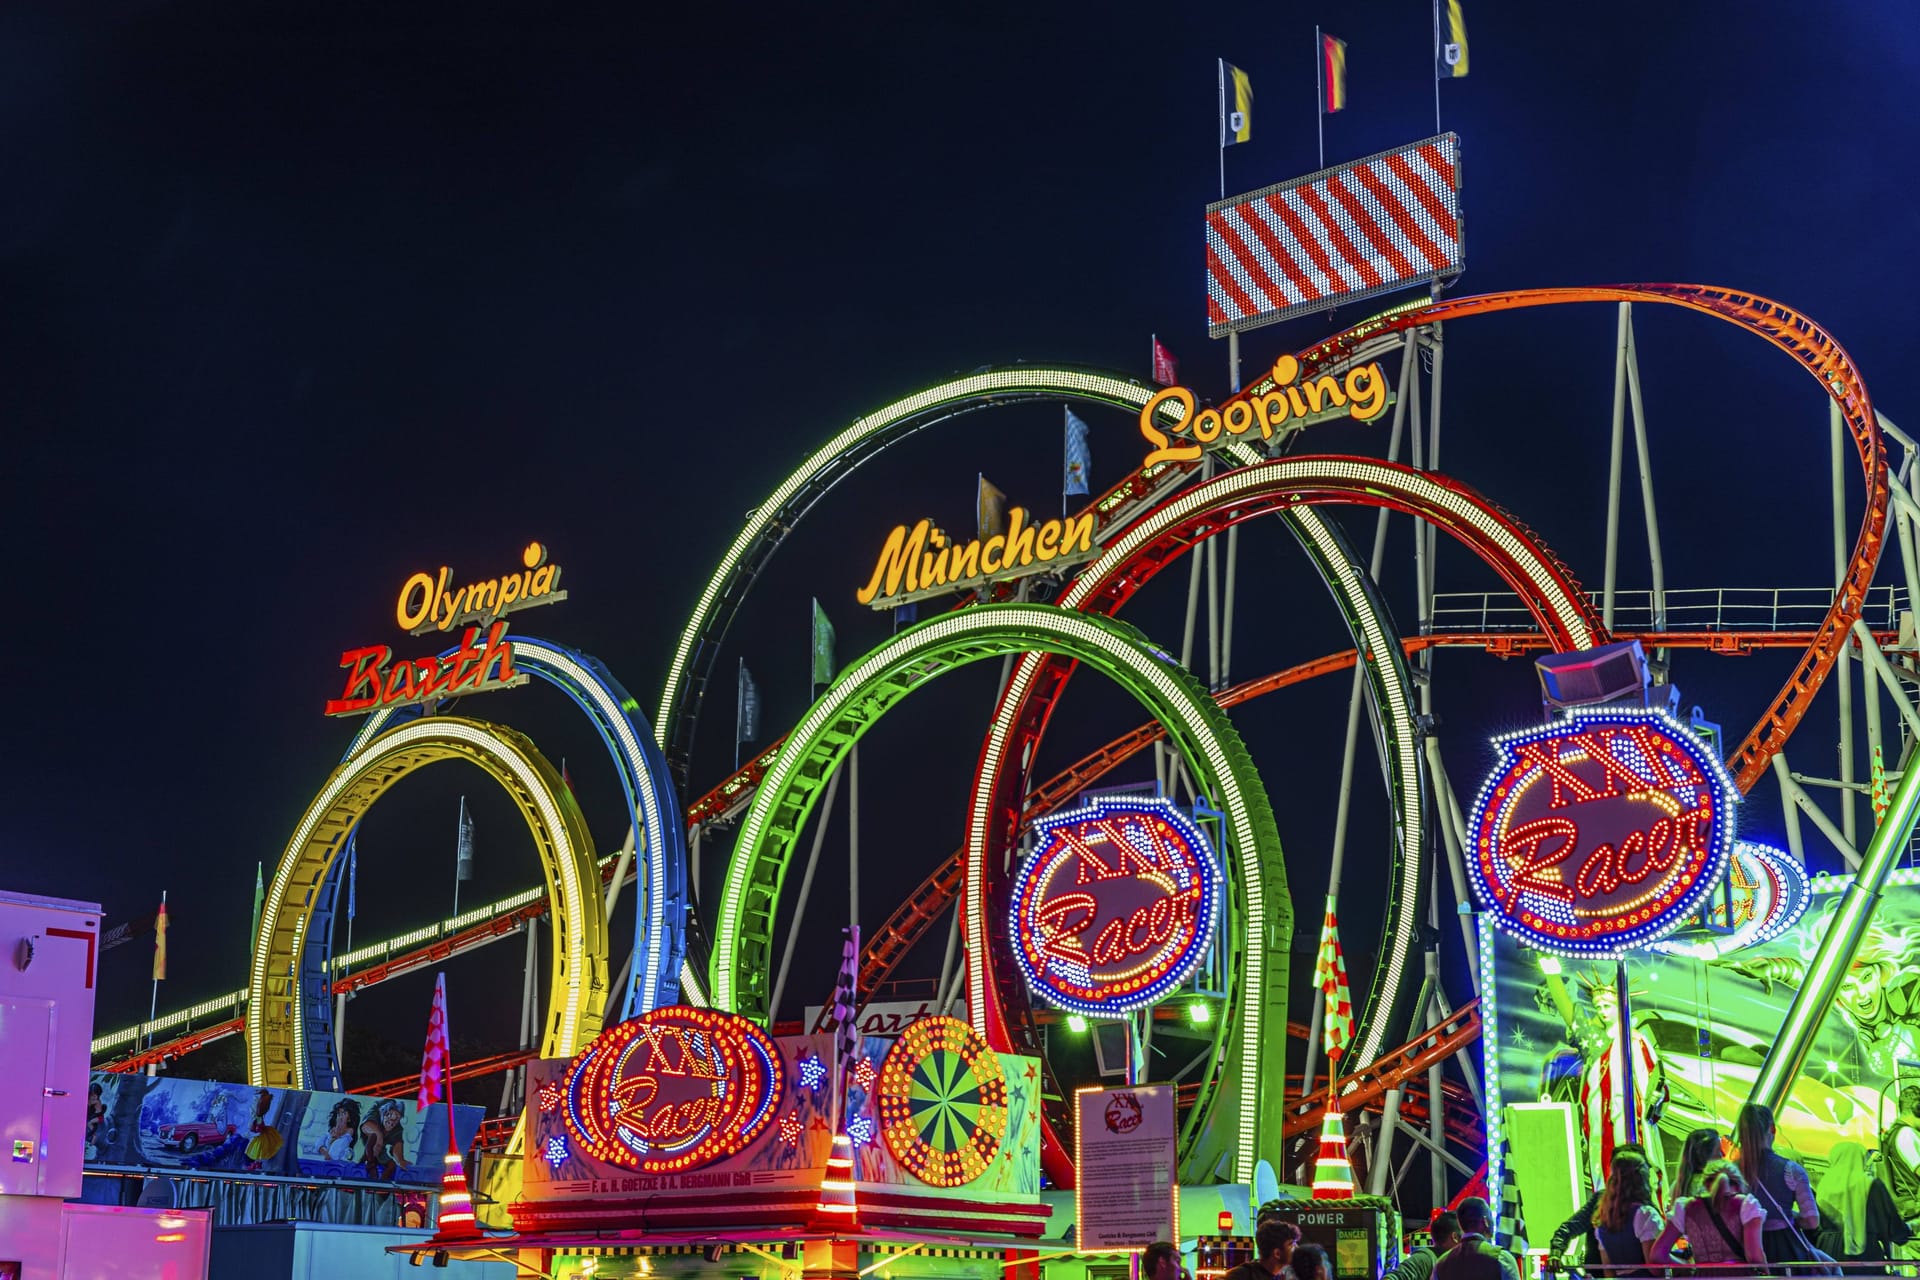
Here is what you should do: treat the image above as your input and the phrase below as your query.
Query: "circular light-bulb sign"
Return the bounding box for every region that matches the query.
[1008,795,1222,1015]
[1468,707,1738,956]
[559,1005,783,1173]
[877,1015,1008,1187]
[1653,840,1810,960]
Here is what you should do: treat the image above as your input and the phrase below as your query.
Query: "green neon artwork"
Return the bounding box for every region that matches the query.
[709,603,1289,1182]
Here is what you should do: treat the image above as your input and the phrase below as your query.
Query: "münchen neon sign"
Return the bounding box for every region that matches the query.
[1008,796,1222,1015]
[559,1006,783,1173]
[1467,707,1739,956]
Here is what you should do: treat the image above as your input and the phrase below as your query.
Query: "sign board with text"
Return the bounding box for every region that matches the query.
[1075,1084,1176,1252]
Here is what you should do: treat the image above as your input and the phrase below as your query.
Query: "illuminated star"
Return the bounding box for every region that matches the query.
[543,1134,569,1168]
[853,1058,878,1092]
[848,1116,875,1147]
[536,1081,564,1114]
[798,1055,827,1092]
[779,1114,803,1147]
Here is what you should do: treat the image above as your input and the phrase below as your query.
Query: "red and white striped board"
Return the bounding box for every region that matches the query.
[1206,132,1463,335]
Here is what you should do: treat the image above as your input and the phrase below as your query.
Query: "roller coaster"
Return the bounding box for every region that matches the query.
[93,280,1920,1209]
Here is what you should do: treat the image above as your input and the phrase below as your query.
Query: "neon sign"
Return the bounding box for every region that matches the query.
[323,620,525,717]
[1138,351,1391,470]
[558,1006,783,1174]
[1008,796,1222,1015]
[395,541,566,635]
[1467,707,1739,956]
[876,1015,1008,1187]
[857,508,1098,608]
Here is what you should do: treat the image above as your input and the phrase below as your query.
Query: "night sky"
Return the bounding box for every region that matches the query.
[4,2,1915,1083]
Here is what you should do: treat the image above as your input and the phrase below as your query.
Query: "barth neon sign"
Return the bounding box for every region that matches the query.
[1139,352,1391,469]
[324,620,526,717]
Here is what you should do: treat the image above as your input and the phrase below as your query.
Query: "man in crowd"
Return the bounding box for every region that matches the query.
[1434,1198,1520,1280]
[1223,1219,1299,1280]
[1387,1212,1462,1280]
[1144,1241,1184,1280]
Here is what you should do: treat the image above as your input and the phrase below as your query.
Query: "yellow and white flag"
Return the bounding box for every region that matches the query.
[1220,60,1252,146]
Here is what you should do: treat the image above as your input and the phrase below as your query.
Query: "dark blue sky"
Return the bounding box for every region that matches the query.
[3,2,1915,1062]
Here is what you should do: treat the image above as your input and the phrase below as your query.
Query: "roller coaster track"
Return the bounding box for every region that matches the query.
[98,625,1884,1077]
[1291,284,1886,794]
[1281,1000,1482,1140]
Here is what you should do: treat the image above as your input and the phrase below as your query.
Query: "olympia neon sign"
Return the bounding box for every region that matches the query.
[1467,707,1739,955]
[559,1006,784,1174]
[324,541,564,717]
[1008,796,1222,1015]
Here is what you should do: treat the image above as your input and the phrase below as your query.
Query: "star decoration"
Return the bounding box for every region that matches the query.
[852,1057,877,1093]
[1023,1063,1038,1080]
[797,1055,827,1092]
[779,1114,803,1147]
[536,1081,564,1114]
[543,1134,569,1168]
[847,1115,875,1147]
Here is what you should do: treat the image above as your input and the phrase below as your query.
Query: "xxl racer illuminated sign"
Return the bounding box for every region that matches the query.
[559,1006,783,1174]
[1467,707,1739,956]
[1008,796,1222,1015]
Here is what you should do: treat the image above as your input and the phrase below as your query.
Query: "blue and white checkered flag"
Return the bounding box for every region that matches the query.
[1064,408,1091,497]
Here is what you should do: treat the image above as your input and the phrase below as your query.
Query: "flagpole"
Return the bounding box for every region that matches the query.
[453,797,464,918]
[147,889,165,1051]
[1216,58,1226,201]
[1314,27,1325,171]
[1432,0,1443,133]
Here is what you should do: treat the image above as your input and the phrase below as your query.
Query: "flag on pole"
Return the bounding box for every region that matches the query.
[152,898,168,982]
[1151,335,1179,387]
[455,797,475,883]
[892,602,919,633]
[1321,34,1349,114]
[419,972,452,1108]
[831,926,861,1111]
[811,598,837,690]
[1438,0,1469,78]
[1314,895,1353,1065]
[1063,409,1092,498]
[249,861,264,949]
[977,475,1009,540]
[346,836,358,922]
[1219,60,1253,147]
[736,660,761,747]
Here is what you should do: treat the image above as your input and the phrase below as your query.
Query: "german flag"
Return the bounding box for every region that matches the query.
[1322,34,1348,114]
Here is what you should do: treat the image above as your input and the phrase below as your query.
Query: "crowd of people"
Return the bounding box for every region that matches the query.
[1143,1195,1513,1280]
[1547,1102,1915,1274]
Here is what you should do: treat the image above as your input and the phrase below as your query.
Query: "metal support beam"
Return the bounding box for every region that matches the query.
[1836,399,1858,845]
[1852,619,1920,744]
[1427,737,1483,988]
[1602,302,1630,632]
[1395,1119,1477,1180]
[1773,752,1810,868]
[1624,317,1668,636]
[1774,755,1864,870]
[768,765,844,1020]
[1369,1087,1404,1195]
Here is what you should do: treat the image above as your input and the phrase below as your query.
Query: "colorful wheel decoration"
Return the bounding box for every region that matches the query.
[560,1005,784,1173]
[877,1015,1008,1187]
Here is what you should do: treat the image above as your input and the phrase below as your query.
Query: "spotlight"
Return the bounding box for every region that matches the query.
[1066,1014,1088,1033]
[1189,1000,1211,1025]
[433,1250,450,1269]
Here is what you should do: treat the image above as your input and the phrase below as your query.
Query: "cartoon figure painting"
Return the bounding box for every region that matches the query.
[309,1097,361,1162]
[243,1088,285,1171]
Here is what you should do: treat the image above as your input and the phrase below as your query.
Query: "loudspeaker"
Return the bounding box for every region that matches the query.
[1535,639,1650,712]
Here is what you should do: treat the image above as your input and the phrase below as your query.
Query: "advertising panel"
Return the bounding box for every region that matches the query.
[1487,871,1920,1203]
[84,1072,479,1186]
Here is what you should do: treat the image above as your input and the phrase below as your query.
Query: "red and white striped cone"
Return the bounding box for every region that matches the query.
[1311,1100,1355,1200]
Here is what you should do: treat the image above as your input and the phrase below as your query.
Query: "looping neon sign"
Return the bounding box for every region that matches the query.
[1008,796,1222,1015]
[559,1006,784,1173]
[1468,708,1739,955]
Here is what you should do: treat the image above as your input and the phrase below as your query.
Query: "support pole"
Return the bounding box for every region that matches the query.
[1370,1088,1403,1195]
[1301,331,1416,1102]
[1428,738,1483,988]
[1602,303,1630,632]
[1223,331,1242,687]
[769,766,844,1021]
[1624,318,1668,636]
[850,743,861,933]
[603,828,636,923]
[1426,951,1445,1208]
[1774,754,1864,870]
[934,905,962,1022]
[1773,752,1810,869]
[1835,399,1858,846]
[1753,755,1920,1111]
[503,917,538,1115]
